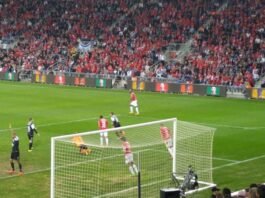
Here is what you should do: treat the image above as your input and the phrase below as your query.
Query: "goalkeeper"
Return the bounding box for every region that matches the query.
[72,136,91,155]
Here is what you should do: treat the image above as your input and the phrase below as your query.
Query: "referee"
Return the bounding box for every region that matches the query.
[27,117,39,152]
[8,132,23,175]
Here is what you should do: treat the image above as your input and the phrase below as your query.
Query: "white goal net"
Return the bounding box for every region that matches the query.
[51,118,216,198]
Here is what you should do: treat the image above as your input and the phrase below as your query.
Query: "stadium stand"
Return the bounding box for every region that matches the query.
[0,0,264,87]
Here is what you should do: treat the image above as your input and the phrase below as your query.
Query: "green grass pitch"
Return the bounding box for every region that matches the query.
[0,81,264,198]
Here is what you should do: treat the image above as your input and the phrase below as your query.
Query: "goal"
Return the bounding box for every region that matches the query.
[51,118,216,198]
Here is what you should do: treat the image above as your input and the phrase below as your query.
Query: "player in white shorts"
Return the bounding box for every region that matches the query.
[129,89,139,115]
[121,137,138,175]
[98,115,109,146]
[160,124,173,157]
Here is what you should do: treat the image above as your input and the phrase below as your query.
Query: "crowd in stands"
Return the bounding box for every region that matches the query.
[210,183,265,198]
[186,0,265,87]
[0,0,264,87]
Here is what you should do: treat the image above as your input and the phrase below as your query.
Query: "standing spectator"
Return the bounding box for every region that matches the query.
[98,115,109,146]
[223,187,232,198]
[249,187,258,198]
[257,184,265,198]
[129,89,140,115]
[211,186,221,198]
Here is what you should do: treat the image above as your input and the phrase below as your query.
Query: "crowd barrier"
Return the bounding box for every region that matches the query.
[0,72,264,100]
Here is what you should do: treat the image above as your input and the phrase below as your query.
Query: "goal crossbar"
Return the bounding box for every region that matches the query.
[52,118,177,140]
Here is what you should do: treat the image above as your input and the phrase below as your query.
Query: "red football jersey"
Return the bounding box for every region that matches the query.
[130,92,137,101]
[160,126,171,140]
[122,141,132,154]
[98,118,108,130]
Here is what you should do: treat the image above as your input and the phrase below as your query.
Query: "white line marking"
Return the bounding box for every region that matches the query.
[94,178,170,198]
[0,115,113,133]
[0,113,123,133]
[212,157,239,163]
[153,149,238,163]
[1,153,264,180]
[122,115,265,130]
[0,149,150,180]
[192,122,265,130]
[211,154,265,171]
[0,115,263,179]
[1,114,264,133]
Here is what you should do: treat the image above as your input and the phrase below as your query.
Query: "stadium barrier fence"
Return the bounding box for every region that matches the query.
[1,71,265,99]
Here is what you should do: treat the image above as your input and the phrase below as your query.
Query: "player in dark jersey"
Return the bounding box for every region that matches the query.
[27,117,39,152]
[8,132,23,175]
[110,112,121,128]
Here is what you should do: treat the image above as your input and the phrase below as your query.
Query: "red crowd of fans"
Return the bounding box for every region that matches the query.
[0,0,264,87]
[186,0,265,87]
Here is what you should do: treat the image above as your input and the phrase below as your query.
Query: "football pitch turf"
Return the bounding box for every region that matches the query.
[0,81,264,198]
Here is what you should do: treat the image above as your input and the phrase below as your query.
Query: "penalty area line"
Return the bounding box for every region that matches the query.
[122,114,265,130]
[0,113,122,133]
[1,154,265,180]
[0,115,117,133]
[212,154,265,171]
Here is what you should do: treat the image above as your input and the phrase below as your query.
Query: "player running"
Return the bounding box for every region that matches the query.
[98,115,109,146]
[160,124,173,157]
[27,117,39,152]
[129,89,140,115]
[8,129,23,175]
[110,112,121,128]
[120,137,138,176]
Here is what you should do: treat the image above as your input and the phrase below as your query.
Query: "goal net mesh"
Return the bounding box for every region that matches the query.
[51,118,215,198]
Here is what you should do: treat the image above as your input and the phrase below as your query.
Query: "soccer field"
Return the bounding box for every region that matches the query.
[0,81,264,198]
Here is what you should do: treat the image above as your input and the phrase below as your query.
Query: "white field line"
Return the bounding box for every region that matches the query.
[154,149,239,163]
[0,115,115,133]
[94,178,170,198]
[212,157,239,163]
[0,149,150,180]
[1,114,264,133]
[122,115,265,130]
[0,115,263,179]
[53,149,149,171]
[193,122,265,130]
[0,114,126,133]
[1,152,264,180]
[211,154,265,171]
[94,177,216,198]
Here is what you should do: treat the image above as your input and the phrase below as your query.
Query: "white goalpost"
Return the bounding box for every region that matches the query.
[51,118,216,198]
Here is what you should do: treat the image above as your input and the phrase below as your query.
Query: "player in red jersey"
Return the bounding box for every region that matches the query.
[120,136,138,175]
[98,115,109,146]
[129,89,139,115]
[160,124,173,157]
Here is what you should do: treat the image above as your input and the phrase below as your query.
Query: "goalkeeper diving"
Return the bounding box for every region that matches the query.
[72,136,91,155]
